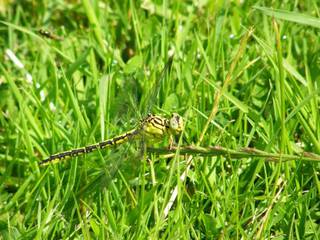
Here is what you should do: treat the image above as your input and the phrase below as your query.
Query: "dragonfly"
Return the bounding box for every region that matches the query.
[40,55,183,166]
[40,113,183,166]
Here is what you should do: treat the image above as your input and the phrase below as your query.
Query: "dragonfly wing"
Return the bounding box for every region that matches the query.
[142,55,174,116]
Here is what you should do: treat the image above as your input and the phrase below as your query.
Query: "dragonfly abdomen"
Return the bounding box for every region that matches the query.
[40,128,139,166]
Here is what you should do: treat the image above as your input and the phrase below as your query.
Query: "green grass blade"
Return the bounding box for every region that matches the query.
[254,6,320,28]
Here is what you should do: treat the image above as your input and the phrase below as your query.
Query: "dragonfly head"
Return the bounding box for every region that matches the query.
[169,113,184,134]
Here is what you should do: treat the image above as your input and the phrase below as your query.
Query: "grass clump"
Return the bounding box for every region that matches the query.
[1,1,320,239]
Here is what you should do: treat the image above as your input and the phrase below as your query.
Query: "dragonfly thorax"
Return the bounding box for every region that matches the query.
[140,113,183,140]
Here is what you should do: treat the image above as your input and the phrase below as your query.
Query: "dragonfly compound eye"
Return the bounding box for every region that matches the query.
[169,113,184,133]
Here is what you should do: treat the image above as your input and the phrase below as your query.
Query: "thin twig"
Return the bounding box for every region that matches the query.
[148,146,320,162]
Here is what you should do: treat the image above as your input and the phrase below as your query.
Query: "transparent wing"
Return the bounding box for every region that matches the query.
[91,56,174,186]
[142,55,174,116]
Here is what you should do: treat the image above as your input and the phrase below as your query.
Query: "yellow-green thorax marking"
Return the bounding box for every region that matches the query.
[40,113,183,166]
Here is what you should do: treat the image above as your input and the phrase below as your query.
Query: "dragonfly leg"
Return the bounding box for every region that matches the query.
[168,134,174,150]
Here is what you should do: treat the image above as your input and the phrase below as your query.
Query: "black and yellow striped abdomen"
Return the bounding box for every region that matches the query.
[39,129,139,166]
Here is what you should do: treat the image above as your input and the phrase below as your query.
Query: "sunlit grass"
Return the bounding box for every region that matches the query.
[1,1,320,239]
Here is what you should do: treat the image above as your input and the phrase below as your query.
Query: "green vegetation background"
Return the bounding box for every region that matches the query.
[1,0,320,239]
